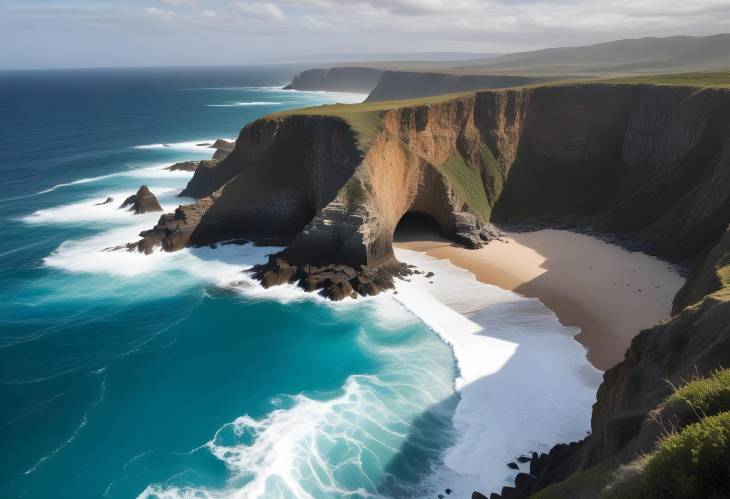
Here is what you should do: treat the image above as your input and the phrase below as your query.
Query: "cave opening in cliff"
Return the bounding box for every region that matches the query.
[393,211,443,243]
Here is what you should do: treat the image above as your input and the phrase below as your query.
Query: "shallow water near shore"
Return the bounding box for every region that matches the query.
[1,66,599,498]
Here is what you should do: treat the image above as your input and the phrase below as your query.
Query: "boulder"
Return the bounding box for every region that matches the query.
[119,185,162,214]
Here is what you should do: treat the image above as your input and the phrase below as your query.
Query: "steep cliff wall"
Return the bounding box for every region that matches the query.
[140,84,730,296]
[283,67,383,93]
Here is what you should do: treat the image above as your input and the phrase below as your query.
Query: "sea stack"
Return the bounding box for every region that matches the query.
[119,185,163,214]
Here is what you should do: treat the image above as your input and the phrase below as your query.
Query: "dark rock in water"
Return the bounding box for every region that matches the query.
[259,259,297,288]
[95,196,114,206]
[438,495,444,499]
[425,272,434,278]
[507,462,519,470]
[516,455,531,463]
[250,258,410,302]
[488,493,500,499]
[445,488,452,495]
[196,142,212,146]
[166,161,200,172]
[514,473,534,488]
[472,493,488,499]
[324,279,354,301]
[119,185,162,214]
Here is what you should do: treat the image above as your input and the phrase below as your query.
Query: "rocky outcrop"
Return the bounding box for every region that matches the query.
[139,84,730,303]
[283,67,383,93]
[365,71,542,102]
[210,139,235,160]
[119,185,162,214]
[166,161,199,172]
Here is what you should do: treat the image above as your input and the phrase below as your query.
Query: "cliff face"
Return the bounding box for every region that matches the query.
[365,71,542,102]
[138,85,730,492]
[283,67,383,93]
[141,84,730,296]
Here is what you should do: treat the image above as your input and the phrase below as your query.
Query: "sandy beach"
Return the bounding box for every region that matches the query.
[395,228,685,370]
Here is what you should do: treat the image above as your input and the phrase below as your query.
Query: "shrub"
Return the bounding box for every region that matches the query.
[641,411,730,498]
[670,368,730,418]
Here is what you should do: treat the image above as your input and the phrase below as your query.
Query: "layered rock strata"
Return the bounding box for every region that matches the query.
[138,84,730,302]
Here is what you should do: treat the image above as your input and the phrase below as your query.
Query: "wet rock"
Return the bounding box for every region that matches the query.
[95,196,114,206]
[425,272,434,278]
[507,462,519,470]
[119,185,162,214]
[516,455,530,463]
[259,259,297,288]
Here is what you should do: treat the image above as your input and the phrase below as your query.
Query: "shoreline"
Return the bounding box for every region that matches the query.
[393,247,603,495]
[395,228,685,370]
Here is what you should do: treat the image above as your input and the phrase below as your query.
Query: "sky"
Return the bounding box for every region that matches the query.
[2,0,730,69]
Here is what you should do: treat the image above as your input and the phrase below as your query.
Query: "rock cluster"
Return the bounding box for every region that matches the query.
[252,257,412,301]
[453,214,505,249]
[119,185,162,214]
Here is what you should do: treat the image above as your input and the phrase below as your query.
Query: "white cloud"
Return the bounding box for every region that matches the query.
[234,2,287,21]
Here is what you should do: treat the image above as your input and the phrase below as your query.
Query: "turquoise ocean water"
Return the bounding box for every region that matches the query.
[0,67,459,498]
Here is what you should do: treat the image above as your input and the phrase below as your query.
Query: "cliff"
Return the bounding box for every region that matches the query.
[140,84,730,298]
[137,82,730,495]
[283,67,383,93]
[365,71,543,102]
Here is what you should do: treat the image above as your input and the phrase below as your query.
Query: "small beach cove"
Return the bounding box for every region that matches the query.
[394,221,685,371]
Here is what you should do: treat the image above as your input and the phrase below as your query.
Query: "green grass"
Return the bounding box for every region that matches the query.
[531,466,613,499]
[596,71,730,88]
[669,369,730,418]
[640,411,730,498]
[270,92,477,148]
[438,152,492,221]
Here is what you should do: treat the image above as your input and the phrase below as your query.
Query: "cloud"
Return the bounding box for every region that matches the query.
[3,0,730,69]
[234,2,287,21]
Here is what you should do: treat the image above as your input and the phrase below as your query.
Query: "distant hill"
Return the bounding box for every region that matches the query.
[457,33,730,75]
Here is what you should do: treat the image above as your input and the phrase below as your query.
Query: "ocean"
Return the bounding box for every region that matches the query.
[0,66,601,499]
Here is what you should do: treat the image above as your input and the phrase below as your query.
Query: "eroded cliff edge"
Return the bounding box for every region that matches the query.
[138,82,730,495]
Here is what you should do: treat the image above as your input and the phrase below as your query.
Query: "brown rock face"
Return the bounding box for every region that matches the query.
[139,84,730,302]
[119,185,163,215]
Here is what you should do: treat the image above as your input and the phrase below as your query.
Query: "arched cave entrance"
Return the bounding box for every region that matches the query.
[393,211,444,243]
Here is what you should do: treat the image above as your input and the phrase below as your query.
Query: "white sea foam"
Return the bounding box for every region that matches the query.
[392,248,604,495]
[43,213,603,497]
[205,101,283,107]
[139,297,455,499]
[35,165,194,195]
[23,187,181,225]
[133,139,234,153]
